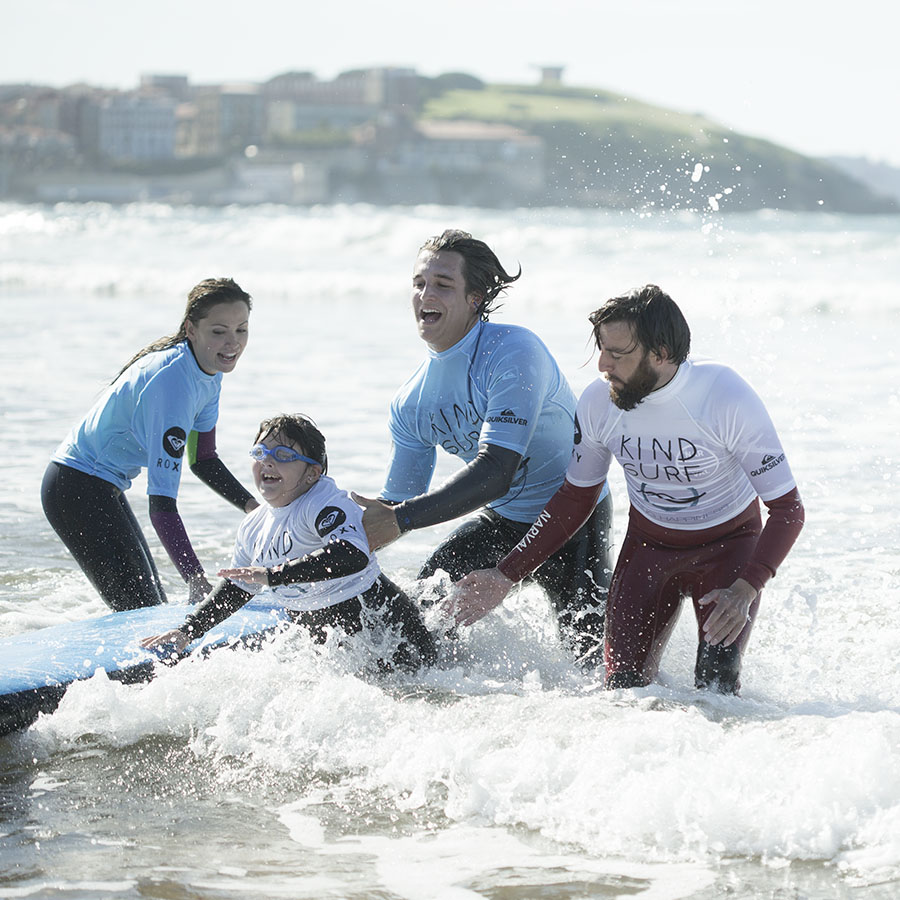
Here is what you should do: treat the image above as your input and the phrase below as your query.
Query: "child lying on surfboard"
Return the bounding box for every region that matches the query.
[141,413,436,670]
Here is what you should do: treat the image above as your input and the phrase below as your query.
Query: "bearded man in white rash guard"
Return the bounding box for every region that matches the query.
[449,284,805,693]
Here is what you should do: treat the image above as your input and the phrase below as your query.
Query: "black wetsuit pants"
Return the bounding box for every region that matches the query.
[418,492,614,666]
[41,461,166,611]
[289,574,437,671]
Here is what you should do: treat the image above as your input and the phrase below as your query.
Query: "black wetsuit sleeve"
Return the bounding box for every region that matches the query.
[393,443,523,533]
[267,540,369,586]
[148,495,178,513]
[182,578,254,639]
[189,428,254,511]
[183,542,370,638]
[191,457,254,511]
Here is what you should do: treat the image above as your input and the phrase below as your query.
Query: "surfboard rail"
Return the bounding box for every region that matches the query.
[0,599,291,737]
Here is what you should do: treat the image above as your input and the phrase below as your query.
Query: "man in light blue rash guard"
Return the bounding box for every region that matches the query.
[353,230,613,665]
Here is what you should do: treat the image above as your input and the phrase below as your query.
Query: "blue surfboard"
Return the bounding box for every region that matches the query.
[0,599,292,737]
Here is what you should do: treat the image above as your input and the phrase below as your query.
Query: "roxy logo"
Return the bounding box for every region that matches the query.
[163,427,187,458]
[315,506,347,536]
[487,408,528,426]
[750,453,785,477]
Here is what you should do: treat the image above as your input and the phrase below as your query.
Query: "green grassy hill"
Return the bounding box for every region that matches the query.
[422,84,895,213]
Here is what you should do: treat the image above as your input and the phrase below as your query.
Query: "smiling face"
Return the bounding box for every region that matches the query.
[185,300,250,375]
[411,249,481,352]
[251,431,321,508]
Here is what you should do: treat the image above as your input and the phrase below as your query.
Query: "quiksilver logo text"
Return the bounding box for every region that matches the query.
[750,453,785,477]
[487,408,528,426]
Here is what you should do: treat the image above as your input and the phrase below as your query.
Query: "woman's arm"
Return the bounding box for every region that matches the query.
[189,428,258,512]
[148,494,211,601]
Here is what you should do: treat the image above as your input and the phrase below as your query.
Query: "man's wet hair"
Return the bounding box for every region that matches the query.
[589,284,691,365]
[419,228,521,320]
[255,413,328,475]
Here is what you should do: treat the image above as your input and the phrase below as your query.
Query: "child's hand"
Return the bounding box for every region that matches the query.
[218,565,269,585]
[141,628,191,654]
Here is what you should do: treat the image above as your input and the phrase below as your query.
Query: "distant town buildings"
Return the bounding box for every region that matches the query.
[96,93,179,161]
[5,65,888,211]
[0,67,549,205]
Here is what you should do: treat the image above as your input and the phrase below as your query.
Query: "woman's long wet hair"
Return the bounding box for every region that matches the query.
[114,277,252,380]
[419,229,521,320]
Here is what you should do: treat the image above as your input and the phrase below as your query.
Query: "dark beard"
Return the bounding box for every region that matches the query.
[608,353,659,410]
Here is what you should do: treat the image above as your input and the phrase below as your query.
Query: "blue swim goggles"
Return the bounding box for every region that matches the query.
[249,443,320,466]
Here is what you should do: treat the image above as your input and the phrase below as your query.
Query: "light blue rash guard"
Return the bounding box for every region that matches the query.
[382,320,609,524]
[53,341,220,498]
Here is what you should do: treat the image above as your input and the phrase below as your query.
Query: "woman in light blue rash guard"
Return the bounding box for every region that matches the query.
[41,278,258,611]
[353,230,613,667]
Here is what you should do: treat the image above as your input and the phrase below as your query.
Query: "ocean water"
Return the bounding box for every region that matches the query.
[0,201,898,899]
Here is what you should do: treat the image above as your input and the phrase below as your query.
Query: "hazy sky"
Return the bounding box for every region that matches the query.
[7,0,899,164]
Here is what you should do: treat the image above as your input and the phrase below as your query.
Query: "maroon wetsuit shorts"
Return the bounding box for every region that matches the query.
[605,501,762,685]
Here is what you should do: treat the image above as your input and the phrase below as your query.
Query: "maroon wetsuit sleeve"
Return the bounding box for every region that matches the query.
[193,428,218,461]
[497,480,605,583]
[148,497,205,582]
[739,488,805,592]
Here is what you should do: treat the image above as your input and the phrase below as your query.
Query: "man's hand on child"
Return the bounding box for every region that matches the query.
[351,492,401,551]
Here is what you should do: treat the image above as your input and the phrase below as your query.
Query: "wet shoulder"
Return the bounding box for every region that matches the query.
[391,357,430,409]
[577,377,613,420]
[687,357,752,395]
[235,500,276,540]
[136,342,217,392]
[481,322,549,354]
[304,476,367,543]
[479,323,560,376]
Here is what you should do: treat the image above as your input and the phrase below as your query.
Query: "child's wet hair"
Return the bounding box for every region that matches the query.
[255,414,328,474]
